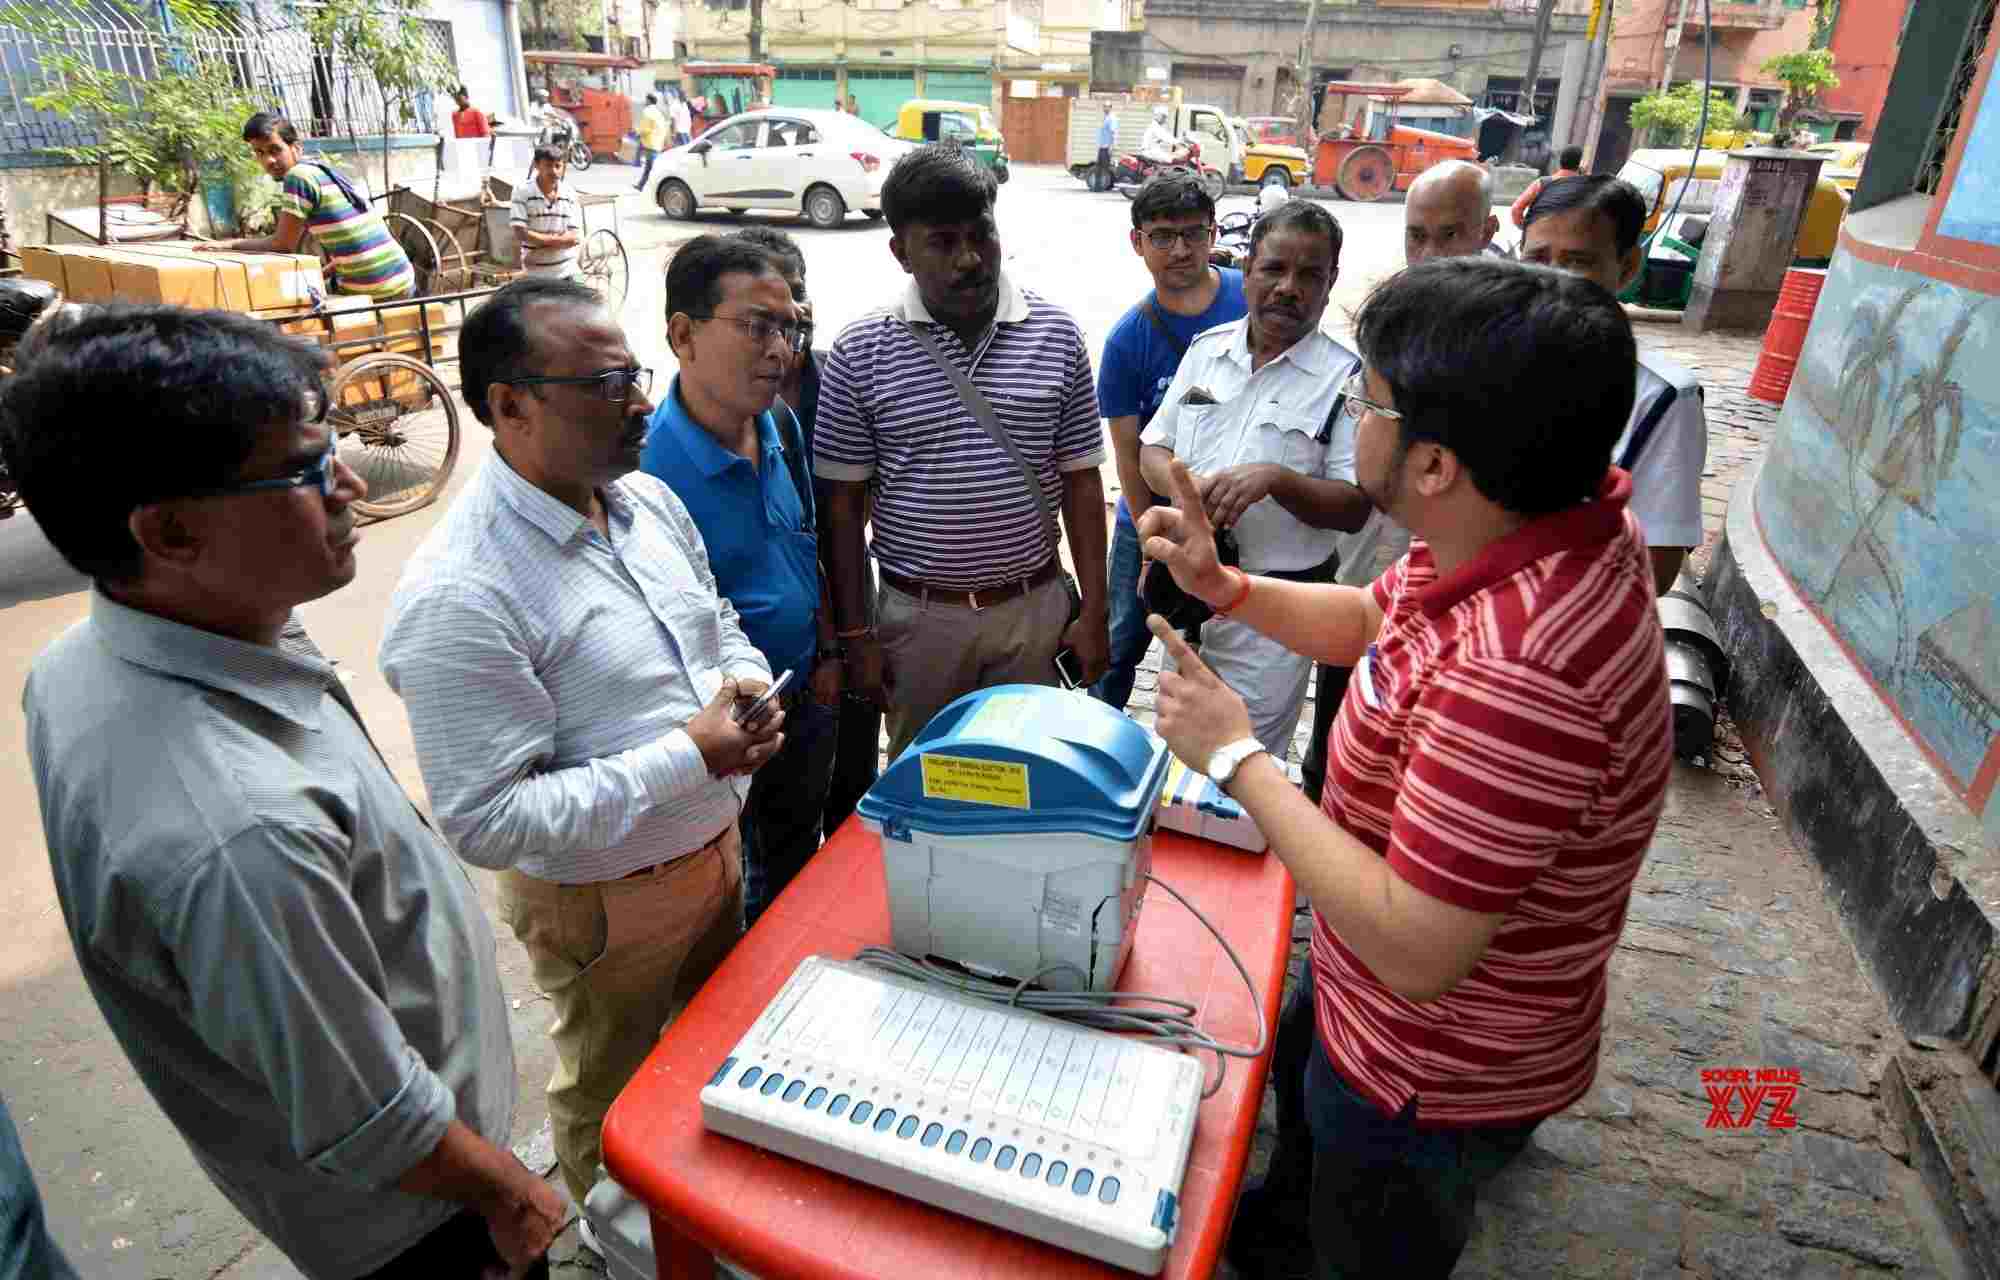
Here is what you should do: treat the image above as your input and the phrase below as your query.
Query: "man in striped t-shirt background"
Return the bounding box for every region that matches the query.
[202,113,415,302]
[814,144,1109,759]
[509,147,585,279]
[1140,256,1672,1278]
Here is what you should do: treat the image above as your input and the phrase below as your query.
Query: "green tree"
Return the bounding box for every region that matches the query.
[303,0,458,198]
[1761,47,1839,136]
[1629,82,1739,148]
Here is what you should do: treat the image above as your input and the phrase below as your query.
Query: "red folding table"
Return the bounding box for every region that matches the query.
[602,816,1294,1279]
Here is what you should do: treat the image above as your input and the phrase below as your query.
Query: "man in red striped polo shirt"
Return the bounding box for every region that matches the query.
[1140,256,1673,1277]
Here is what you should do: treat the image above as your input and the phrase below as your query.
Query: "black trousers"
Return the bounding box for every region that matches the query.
[359,1210,550,1279]
[1298,662,1354,806]
[822,690,882,837]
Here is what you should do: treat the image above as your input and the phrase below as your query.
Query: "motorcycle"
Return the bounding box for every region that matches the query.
[1110,140,1223,200]
[0,277,62,521]
[1207,199,1259,270]
[538,116,593,170]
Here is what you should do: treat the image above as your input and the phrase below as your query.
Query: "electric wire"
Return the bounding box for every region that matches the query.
[1644,0,1714,257]
[852,871,1269,1101]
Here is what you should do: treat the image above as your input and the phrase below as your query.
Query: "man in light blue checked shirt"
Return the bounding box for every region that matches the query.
[380,278,784,1216]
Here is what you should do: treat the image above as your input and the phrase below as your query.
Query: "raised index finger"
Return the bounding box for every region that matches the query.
[1167,458,1213,530]
[1146,613,1212,678]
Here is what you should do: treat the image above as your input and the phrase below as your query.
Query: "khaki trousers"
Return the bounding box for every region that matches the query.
[498,827,743,1203]
[878,575,1071,760]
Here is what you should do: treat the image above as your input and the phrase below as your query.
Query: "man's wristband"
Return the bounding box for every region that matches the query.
[1212,567,1253,617]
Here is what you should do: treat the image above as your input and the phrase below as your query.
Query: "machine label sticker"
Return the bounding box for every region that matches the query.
[920,754,1031,809]
[961,691,1035,741]
[1042,889,1083,936]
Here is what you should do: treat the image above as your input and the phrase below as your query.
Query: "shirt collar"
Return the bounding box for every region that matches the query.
[899,270,1030,327]
[655,376,784,478]
[1223,320,1339,376]
[486,450,596,545]
[88,591,335,730]
[1415,469,1636,620]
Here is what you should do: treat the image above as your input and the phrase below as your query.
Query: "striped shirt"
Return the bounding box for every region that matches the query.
[281,162,415,300]
[1315,469,1673,1127]
[379,454,771,885]
[813,274,1105,591]
[509,182,584,274]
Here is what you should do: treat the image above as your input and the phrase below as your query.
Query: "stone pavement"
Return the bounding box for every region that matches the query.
[1111,321,1979,1278]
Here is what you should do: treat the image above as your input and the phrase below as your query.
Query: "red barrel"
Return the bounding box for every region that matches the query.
[1748,266,1829,404]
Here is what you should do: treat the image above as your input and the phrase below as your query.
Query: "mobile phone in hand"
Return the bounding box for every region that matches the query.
[733,669,793,726]
[1053,648,1084,690]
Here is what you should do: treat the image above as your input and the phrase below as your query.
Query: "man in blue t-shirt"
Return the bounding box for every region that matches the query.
[1091,173,1248,710]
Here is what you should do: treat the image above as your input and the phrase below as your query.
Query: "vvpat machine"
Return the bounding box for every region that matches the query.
[856,685,1173,993]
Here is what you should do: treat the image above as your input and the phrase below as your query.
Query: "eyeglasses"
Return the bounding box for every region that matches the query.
[1143,225,1214,251]
[687,312,808,353]
[1339,372,1402,422]
[501,366,654,402]
[185,435,341,500]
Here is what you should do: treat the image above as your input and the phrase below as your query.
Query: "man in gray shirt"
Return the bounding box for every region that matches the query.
[8,306,561,1279]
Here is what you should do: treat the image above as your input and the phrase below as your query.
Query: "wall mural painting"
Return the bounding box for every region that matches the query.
[1758,253,1999,840]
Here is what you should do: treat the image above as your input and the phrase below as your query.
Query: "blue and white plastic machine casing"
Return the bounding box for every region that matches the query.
[857,685,1172,994]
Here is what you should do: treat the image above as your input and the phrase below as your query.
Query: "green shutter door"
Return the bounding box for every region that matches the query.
[772,68,838,110]
[846,70,916,130]
[922,71,993,112]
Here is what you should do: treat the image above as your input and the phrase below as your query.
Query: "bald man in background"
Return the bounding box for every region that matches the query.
[1402,159,1505,263]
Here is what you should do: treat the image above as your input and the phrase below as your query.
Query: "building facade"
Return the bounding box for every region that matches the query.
[1818,0,1913,141]
[680,0,1134,127]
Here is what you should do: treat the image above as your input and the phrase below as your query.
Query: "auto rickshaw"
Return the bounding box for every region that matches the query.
[890,99,1009,182]
[1617,148,1848,265]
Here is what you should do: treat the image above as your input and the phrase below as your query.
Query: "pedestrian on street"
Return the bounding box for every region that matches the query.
[636,93,670,191]
[1520,174,1707,593]
[1138,198,1370,759]
[670,91,693,147]
[1404,159,1504,262]
[1167,257,1672,1280]
[1090,173,1247,711]
[201,113,415,301]
[379,278,784,1225]
[731,226,885,839]
[643,235,840,928]
[1511,143,1584,228]
[510,146,585,280]
[451,86,491,139]
[1096,101,1117,189]
[815,143,1111,759]
[9,306,559,1280]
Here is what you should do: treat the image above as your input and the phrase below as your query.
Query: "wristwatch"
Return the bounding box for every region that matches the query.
[1206,736,1268,788]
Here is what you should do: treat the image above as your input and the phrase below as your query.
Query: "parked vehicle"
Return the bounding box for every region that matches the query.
[889,99,1010,183]
[649,108,890,229]
[1233,116,1310,190]
[1244,115,1301,148]
[1804,141,1869,192]
[1616,148,1847,263]
[1207,198,1258,269]
[1068,96,1243,189]
[1109,139,1223,198]
[1307,81,1480,201]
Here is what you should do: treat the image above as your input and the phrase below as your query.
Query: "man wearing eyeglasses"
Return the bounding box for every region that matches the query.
[641,234,840,930]
[1090,173,1247,712]
[379,277,785,1224]
[1137,197,1371,761]
[11,306,562,1278]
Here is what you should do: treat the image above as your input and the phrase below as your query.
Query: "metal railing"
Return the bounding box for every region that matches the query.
[0,4,452,166]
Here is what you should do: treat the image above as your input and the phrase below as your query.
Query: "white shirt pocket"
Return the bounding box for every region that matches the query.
[1251,409,1332,477]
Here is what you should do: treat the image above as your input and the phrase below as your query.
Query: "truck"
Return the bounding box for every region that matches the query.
[1066,94,1243,190]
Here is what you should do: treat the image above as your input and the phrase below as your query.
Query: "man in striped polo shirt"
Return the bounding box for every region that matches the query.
[1142,257,1672,1278]
[815,144,1109,757]
[510,147,585,279]
[203,113,415,301]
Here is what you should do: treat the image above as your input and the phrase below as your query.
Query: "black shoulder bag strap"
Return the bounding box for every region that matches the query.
[772,399,815,531]
[307,160,371,215]
[1141,293,1191,363]
[901,321,1079,616]
[1618,382,1682,473]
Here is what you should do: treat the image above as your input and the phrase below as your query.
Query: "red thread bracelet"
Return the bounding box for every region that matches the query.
[1213,567,1253,617]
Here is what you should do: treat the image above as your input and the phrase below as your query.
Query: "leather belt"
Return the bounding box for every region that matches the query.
[879,560,1059,612]
[607,824,731,883]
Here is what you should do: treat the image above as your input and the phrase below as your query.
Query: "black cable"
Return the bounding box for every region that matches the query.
[1646,0,1714,256]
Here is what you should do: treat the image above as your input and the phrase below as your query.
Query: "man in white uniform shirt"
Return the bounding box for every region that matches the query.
[1140,199,1371,759]
[379,278,785,1216]
[1520,174,1706,592]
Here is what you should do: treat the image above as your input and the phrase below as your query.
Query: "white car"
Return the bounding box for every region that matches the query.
[650,108,890,228]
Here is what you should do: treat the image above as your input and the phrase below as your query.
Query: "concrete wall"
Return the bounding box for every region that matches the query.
[1605,0,1818,97]
[1821,0,1911,140]
[1749,35,2000,852]
[432,0,526,123]
[1140,0,1589,119]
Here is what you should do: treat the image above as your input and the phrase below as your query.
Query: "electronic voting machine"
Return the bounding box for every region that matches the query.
[700,687,1202,1273]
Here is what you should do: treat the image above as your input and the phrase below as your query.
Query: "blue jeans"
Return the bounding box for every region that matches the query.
[0,1091,78,1280]
[1089,511,1152,710]
[739,695,840,929]
[1304,1038,1539,1278]
[635,146,660,188]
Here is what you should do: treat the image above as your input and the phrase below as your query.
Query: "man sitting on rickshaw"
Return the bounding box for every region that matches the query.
[201,112,416,302]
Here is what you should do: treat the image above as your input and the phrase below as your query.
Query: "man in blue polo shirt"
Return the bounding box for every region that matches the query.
[1090,172,1248,710]
[643,234,838,928]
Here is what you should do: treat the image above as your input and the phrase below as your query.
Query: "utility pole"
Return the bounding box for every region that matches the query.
[1577,0,1615,167]
[1659,0,1693,91]
[1503,0,1558,163]
[1295,0,1320,142]
[749,0,763,61]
